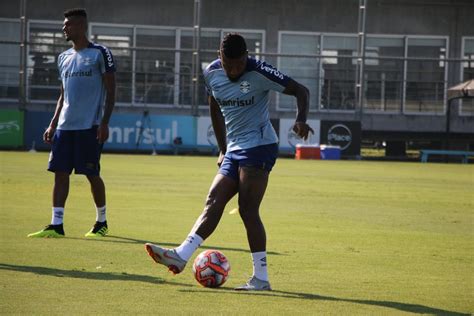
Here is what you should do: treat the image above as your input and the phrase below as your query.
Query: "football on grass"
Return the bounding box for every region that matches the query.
[192,250,230,288]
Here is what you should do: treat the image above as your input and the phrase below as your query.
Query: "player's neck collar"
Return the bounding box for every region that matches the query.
[72,39,91,51]
[245,57,256,71]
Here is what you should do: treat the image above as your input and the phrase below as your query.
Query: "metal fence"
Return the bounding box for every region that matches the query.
[1,18,473,117]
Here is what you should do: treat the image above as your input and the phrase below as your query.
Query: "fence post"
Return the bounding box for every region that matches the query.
[191,0,201,116]
[355,0,367,120]
[19,0,28,110]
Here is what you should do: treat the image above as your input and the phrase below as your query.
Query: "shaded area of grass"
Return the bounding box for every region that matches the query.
[180,288,470,316]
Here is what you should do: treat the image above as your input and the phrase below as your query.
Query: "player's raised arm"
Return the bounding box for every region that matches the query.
[283,79,314,140]
[209,95,227,166]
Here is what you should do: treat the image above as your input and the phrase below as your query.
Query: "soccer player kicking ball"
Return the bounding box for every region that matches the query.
[145,33,313,291]
[28,8,116,238]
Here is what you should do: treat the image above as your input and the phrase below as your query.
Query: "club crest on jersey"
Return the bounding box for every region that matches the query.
[82,57,92,66]
[240,81,251,94]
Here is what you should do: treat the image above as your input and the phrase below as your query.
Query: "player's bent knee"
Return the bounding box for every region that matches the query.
[204,196,226,212]
[205,188,230,208]
[238,208,261,223]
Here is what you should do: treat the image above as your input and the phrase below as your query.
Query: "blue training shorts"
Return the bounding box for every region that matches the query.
[47,126,103,176]
[219,143,278,182]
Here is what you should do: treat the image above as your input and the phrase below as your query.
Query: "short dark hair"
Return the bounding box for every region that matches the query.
[220,33,247,58]
[64,8,87,19]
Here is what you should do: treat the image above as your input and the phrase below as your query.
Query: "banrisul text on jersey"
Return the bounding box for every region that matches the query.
[215,96,255,107]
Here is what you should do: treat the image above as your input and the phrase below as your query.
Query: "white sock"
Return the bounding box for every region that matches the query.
[175,233,204,261]
[96,205,106,222]
[51,207,64,225]
[252,251,269,281]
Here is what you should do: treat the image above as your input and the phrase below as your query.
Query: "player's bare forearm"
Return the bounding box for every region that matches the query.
[209,96,227,154]
[51,97,63,127]
[50,86,65,128]
[44,86,64,143]
[96,72,115,143]
[101,72,116,125]
[295,85,310,123]
[283,79,313,140]
[283,79,310,123]
[98,101,114,143]
[102,98,114,125]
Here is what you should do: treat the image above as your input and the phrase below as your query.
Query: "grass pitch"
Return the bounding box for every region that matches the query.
[0,151,472,315]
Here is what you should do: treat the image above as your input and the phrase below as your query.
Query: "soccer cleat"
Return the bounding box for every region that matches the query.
[234,276,272,291]
[27,224,65,238]
[84,221,108,237]
[145,243,187,275]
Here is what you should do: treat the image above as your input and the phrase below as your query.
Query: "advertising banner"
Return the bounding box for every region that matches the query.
[196,116,218,149]
[106,113,196,150]
[0,110,24,148]
[23,111,197,152]
[24,111,53,151]
[320,121,361,156]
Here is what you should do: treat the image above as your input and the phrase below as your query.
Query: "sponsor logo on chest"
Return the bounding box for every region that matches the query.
[216,96,255,107]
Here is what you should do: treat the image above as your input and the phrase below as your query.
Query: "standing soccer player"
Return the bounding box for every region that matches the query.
[28,8,116,238]
[145,33,312,290]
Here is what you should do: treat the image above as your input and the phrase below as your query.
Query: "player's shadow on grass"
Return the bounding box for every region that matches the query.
[180,288,469,316]
[76,235,282,256]
[0,263,191,288]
